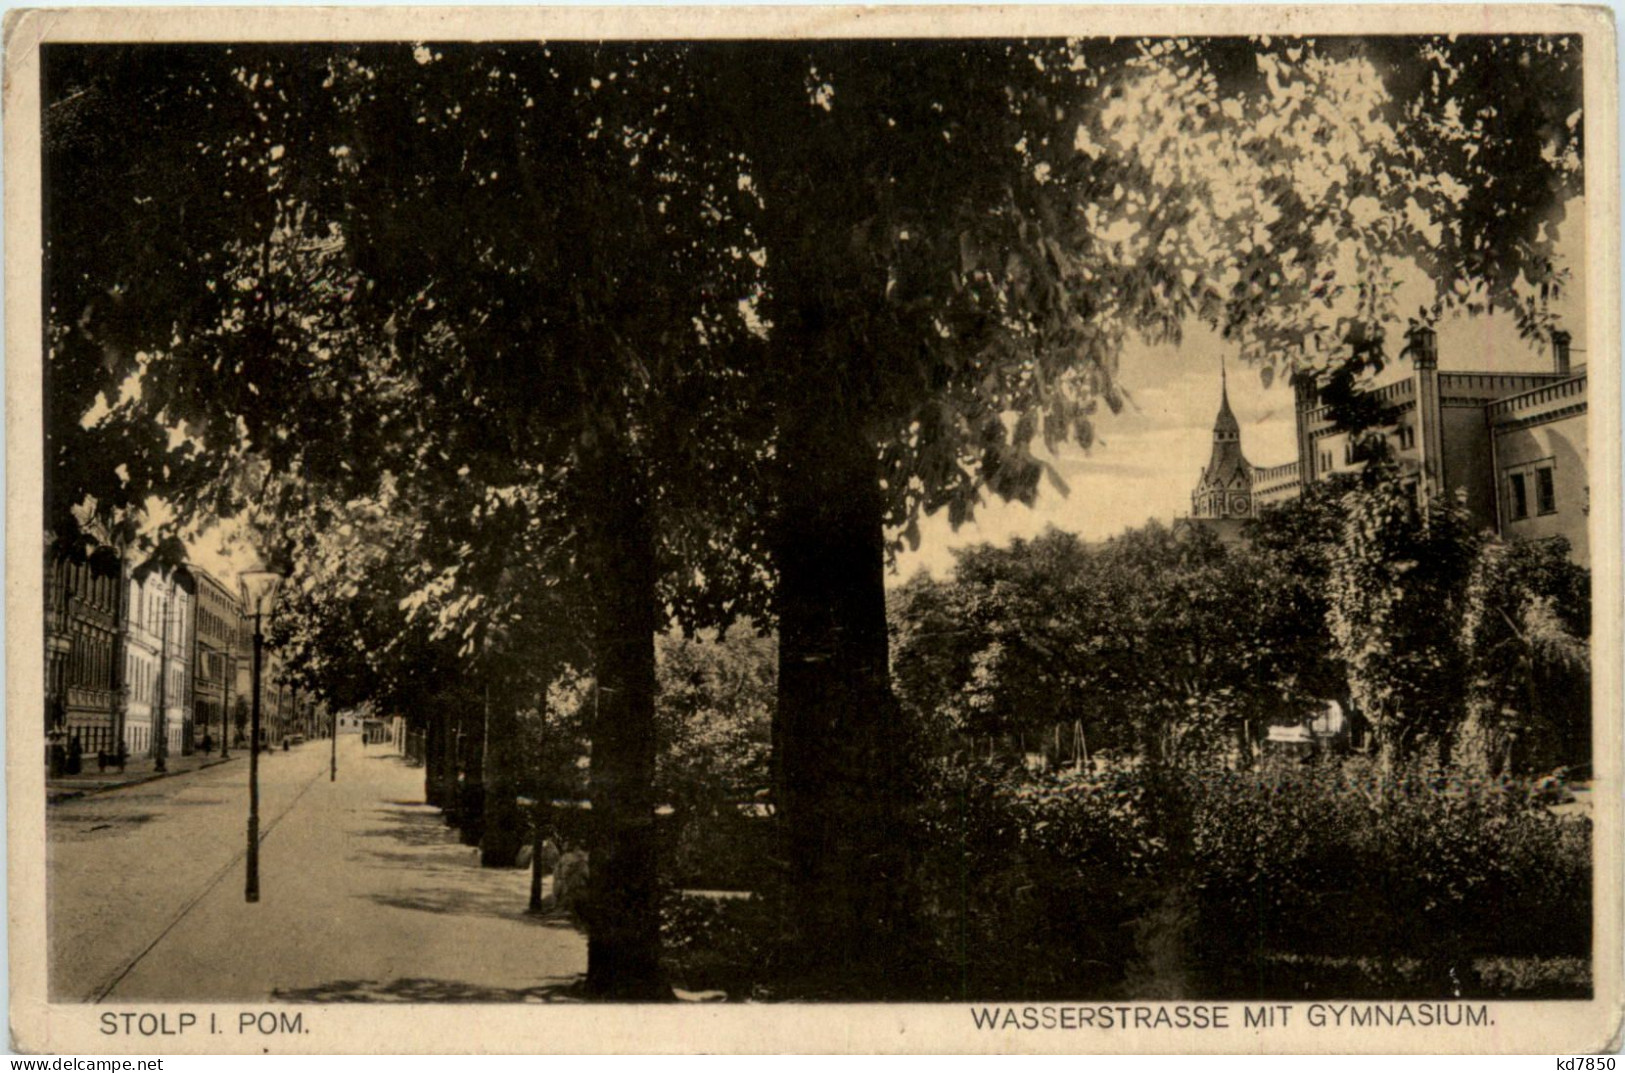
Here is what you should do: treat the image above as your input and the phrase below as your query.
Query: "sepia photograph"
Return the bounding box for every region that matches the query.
[6,6,1620,1054]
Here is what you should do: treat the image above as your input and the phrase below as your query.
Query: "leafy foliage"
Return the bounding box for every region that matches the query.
[1326,466,1482,761]
[910,758,1167,999]
[655,631,775,812]
[1189,758,1591,995]
[890,520,1350,766]
[654,631,776,891]
[1458,537,1591,773]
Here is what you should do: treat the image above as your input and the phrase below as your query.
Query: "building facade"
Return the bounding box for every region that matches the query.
[161,571,195,758]
[45,543,124,761]
[118,565,195,757]
[123,571,161,758]
[192,567,239,752]
[1193,330,1588,566]
[120,567,196,760]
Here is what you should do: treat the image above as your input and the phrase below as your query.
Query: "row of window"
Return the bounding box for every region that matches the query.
[1321,426,1419,474]
[55,559,245,650]
[197,603,239,645]
[66,634,111,690]
[127,657,151,703]
[52,560,119,614]
[129,581,193,643]
[196,650,231,682]
[1507,465,1557,521]
[120,657,187,705]
[1320,439,1558,522]
[64,632,238,694]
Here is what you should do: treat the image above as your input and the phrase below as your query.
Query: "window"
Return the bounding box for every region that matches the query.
[1398,425,1416,450]
[1509,473,1529,520]
[1320,450,1332,472]
[1343,440,1355,464]
[1536,466,1557,514]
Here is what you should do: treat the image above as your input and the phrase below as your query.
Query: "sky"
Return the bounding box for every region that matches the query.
[890,197,1590,582]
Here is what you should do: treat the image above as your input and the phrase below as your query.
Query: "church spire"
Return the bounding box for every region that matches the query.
[1213,357,1240,441]
[1192,358,1254,522]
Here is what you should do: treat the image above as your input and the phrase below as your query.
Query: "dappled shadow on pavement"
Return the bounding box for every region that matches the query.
[356,806,460,848]
[358,847,479,876]
[369,888,580,932]
[351,801,585,936]
[272,976,586,1003]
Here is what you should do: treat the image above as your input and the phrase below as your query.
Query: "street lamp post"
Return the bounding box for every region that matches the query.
[239,570,283,904]
[330,706,338,782]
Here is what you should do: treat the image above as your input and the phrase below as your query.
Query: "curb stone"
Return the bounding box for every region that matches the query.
[46,754,241,804]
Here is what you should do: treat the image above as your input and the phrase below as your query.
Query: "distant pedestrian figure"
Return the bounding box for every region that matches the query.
[66,734,83,776]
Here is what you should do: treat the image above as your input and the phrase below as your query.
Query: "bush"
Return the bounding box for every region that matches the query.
[1187,757,1591,995]
[663,806,776,892]
[909,757,1168,999]
[653,753,1592,1000]
[660,891,781,998]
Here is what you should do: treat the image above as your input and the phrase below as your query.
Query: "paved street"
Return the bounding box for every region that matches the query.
[49,736,586,1003]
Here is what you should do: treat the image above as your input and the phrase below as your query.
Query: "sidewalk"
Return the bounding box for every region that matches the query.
[102,738,588,1002]
[46,749,241,803]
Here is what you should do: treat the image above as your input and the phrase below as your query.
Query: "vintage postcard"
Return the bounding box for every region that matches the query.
[5,4,1621,1055]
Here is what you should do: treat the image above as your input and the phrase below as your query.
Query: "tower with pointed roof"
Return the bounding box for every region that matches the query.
[1191,362,1254,521]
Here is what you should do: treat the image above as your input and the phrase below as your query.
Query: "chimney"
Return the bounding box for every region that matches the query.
[1552,330,1572,376]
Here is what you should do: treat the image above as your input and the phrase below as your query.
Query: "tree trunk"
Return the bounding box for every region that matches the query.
[581,444,666,1000]
[481,682,524,867]
[457,694,487,846]
[440,704,460,810]
[772,400,916,992]
[424,704,449,808]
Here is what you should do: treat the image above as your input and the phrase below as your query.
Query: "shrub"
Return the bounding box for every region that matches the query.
[663,806,776,892]
[654,753,1592,1000]
[1187,757,1591,995]
[910,757,1167,999]
[660,891,781,998]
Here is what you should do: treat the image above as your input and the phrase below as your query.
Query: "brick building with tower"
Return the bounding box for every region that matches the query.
[1190,329,1589,566]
